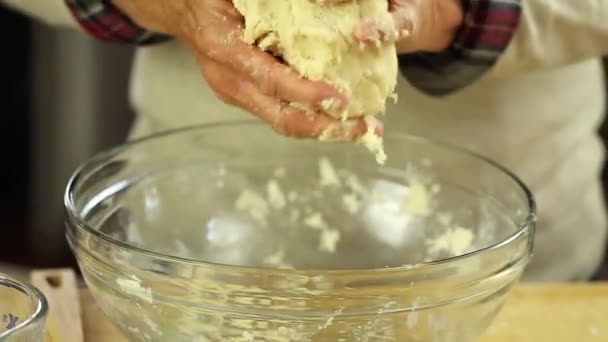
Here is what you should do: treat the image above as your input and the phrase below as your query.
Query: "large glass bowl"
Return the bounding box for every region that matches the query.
[0,273,48,341]
[65,121,535,341]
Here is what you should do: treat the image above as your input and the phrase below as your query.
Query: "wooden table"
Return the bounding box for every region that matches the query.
[29,270,608,342]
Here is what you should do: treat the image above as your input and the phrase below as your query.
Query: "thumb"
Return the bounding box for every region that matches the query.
[354,3,415,46]
[391,3,417,39]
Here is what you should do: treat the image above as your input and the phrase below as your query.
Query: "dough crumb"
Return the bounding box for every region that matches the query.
[427,227,475,256]
[116,277,153,304]
[431,183,441,194]
[389,92,399,104]
[405,182,430,216]
[320,97,340,113]
[342,193,361,214]
[319,157,341,187]
[263,248,294,269]
[359,115,387,164]
[304,212,329,230]
[235,190,269,224]
[266,180,287,209]
[319,228,341,253]
[242,331,255,342]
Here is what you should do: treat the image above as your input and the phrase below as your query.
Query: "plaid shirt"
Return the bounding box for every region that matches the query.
[65,0,520,93]
[400,0,522,95]
[65,0,170,45]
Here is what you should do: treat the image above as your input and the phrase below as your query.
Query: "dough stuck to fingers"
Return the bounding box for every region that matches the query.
[233,0,399,164]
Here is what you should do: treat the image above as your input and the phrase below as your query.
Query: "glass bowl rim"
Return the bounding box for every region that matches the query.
[0,273,49,339]
[64,120,537,275]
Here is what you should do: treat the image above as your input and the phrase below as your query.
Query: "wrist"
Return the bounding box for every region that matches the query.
[65,0,173,45]
[427,0,464,52]
[397,0,464,54]
[111,0,183,36]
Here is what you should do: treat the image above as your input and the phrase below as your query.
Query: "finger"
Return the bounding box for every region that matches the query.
[237,79,367,140]
[390,4,416,38]
[353,7,414,46]
[197,18,348,112]
[196,55,240,106]
[235,42,348,111]
[197,54,357,139]
[247,52,348,112]
[318,117,384,142]
[201,54,381,141]
[194,20,377,141]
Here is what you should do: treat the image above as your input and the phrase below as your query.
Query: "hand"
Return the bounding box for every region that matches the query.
[112,0,370,140]
[354,0,464,54]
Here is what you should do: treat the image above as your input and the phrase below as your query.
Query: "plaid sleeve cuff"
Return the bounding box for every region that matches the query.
[399,0,522,96]
[65,0,172,45]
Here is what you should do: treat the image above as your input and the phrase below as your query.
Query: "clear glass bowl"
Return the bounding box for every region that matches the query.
[0,274,48,341]
[65,121,535,341]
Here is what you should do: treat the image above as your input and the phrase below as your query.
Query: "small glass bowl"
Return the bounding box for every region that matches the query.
[66,121,535,341]
[0,273,48,341]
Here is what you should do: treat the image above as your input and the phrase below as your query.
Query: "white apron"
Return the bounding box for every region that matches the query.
[129,41,607,281]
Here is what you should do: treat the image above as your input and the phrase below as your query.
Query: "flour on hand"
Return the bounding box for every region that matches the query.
[233,0,398,163]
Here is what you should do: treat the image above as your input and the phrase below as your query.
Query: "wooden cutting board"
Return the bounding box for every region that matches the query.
[31,270,608,341]
[31,270,84,342]
[481,283,607,341]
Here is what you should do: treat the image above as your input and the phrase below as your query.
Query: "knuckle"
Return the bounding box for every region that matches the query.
[255,66,279,97]
[272,112,313,139]
[271,111,302,137]
[216,92,235,105]
[201,68,240,106]
[271,116,291,137]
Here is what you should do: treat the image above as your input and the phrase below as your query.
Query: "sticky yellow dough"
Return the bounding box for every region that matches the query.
[233,0,397,164]
[233,0,398,120]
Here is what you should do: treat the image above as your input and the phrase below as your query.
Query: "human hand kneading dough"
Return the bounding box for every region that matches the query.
[354,0,464,53]
[112,0,370,140]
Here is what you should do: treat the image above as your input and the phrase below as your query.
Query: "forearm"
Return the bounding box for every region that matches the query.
[492,0,608,77]
[110,0,184,36]
[2,0,77,27]
[399,0,522,96]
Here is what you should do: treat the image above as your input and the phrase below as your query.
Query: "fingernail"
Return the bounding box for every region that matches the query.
[354,21,371,41]
[320,98,338,112]
[374,124,384,136]
[318,120,359,142]
[398,29,411,39]
[319,127,347,142]
[355,20,381,44]
[361,115,384,137]
[320,95,347,112]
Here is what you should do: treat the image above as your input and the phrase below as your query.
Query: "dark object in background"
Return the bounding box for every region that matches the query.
[595,57,608,280]
[0,7,31,263]
[599,58,608,171]
[1,7,134,269]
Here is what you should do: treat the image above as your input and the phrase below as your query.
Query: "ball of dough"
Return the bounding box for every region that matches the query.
[233,0,399,119]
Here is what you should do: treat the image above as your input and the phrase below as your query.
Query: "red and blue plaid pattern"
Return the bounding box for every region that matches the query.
[64,0,520,94]
[457,0,522,57]
[65,0,171,45]
[400,0,522,96]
